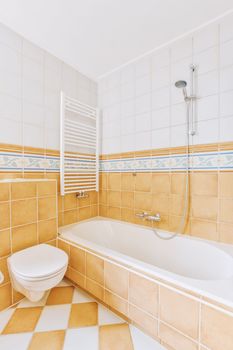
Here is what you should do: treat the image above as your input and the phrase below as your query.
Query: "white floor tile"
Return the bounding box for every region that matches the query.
[0,308,15,332]
[63,327,98,350]
[130,325,165,350]
[72,288,94,304]
[35,304,71,331]
[0,333,32,350]
[98,305,124,325]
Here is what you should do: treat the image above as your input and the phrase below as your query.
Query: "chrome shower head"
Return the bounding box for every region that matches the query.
[175,80,188,100]
[175,80,187,89]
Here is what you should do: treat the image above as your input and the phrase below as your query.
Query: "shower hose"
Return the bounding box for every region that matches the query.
[152,101,191,240]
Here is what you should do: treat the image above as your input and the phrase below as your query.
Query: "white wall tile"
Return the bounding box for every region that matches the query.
[220,65,233,92]
[22,78,44,105]
[44,66,61,90]
[135,112,151,132]
[107,72,121,89]
[44,52,61,74]
[23,123,44,148]
[151,107,170,130]
[193,24,219,53]
[121,82,135,100]
[23,56,44,82]
[135,57,151,78]
[197,70,218,97]
[0,23,97,153]
[151,128,170,148]
[135,93,150,114]
[152,87,170,110]
[0,117,22,145]
[121,65,135,85]
[0,71,21,98]
[46,128,60,150]
[105,104,121,122]
[220,12,233,43]
[171,103,186,126]
[135,131,151,150]
[135,75,151,97]
[44,88,60,110]
[121,134,135,152]
[194,46,218,75]
[22,39,44,64]
[99,15,233,152]
[220,90,233,117]
[152,48,170,69]
[103,137,121,154]
[99,12,233,154]
[220,115,233,141]
[193,119,219,145]
[103,120,121,138]
[121,116,135,135]
[220,39,233,67]
[0,43,21,75]
[152,66,170,90]
[45,107,60,130]
[170,124,187,147]
[197,95,219,121]
[0,94,21,121]
[122,100,134,118]
[23,102,44,127]
[62,64,77,98]
[171,37,192,62]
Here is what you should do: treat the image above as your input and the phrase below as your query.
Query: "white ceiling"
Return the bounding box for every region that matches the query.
[0,0,232,80]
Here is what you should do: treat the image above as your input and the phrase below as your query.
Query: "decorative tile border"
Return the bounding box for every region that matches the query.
[0,151,60,172]
[100,150,233,172]
[0,149,233,172]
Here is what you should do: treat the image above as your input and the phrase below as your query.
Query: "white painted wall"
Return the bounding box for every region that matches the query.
[99,12,233,154]
[0,23,97,150]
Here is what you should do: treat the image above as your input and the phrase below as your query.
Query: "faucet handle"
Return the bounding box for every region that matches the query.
[135,212,148,218]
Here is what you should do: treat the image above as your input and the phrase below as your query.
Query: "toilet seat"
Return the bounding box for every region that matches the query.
[10,264,66,282]
[9,244,68,280]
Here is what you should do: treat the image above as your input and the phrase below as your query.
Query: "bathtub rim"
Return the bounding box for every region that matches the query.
[58,217,233,310]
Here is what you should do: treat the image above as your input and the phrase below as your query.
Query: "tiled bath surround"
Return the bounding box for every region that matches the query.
[99,145,233,244]
[0,179,57,311]
[97,10,233,246]
[58,238,233,350]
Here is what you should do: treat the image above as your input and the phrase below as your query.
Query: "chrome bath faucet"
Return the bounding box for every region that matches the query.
[135,212,161,222]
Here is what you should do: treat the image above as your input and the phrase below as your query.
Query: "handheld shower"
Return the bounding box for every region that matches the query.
[175,80,188,101]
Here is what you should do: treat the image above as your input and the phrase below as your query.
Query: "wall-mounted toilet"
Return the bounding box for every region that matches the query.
[8,244,68,302]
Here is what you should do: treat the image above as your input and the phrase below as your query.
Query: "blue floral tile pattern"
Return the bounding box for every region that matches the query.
[0,150,233,173]
[0,152,60,172]
[100,150,233,172]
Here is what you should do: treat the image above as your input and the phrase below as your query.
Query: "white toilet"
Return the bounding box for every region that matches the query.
[8,244,68,302]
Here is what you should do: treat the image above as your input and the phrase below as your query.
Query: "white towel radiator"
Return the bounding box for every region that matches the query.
[60,92,99,195]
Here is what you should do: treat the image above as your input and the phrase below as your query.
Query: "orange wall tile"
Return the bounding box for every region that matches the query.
[0,179,59,311]
[99,170,233,245]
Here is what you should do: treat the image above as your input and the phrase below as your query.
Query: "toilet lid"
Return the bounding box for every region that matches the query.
[10,244,68,279]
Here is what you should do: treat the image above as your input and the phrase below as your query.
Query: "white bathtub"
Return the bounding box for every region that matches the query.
[59,218,233,307]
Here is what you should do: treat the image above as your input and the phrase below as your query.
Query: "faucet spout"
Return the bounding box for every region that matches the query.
[145,213,161,222]
[135,212,161,222]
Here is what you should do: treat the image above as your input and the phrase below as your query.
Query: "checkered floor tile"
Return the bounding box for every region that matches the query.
[0,280,165,350]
